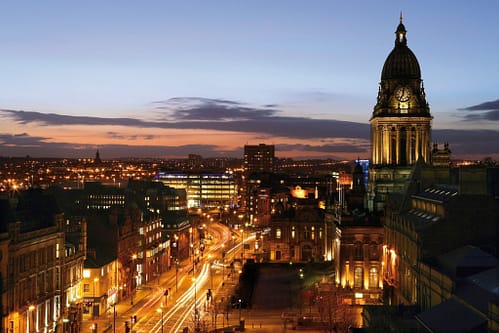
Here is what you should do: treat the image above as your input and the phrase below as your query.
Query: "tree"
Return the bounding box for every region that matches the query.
[315,287,356,333]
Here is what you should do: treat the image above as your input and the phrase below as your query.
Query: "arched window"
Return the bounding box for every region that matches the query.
[303,226,310,240]
[369,267,378,289]
[354,267,363,289]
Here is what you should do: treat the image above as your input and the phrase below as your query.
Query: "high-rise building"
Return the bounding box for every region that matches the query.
[243,144,275,174]
[368,15,432,211]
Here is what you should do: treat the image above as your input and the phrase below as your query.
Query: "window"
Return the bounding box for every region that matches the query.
[291,226,295,239]
[83,284,90,293]
[355,242,363,260]
[369,267,378,289]
[276,228,282,239]
[370,244,378,260]
[354,267,363,289]
[303,227,310,240]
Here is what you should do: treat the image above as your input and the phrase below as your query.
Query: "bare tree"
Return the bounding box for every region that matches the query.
[316,287,356,333]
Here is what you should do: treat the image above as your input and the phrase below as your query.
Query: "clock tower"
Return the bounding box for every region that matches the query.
[369,15,433,211]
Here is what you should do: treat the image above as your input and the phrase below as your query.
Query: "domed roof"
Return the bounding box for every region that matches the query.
[381,17,421,80]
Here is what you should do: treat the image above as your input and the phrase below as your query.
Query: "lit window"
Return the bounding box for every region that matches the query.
[354,267,363,289]
[369,267,378,289]
[276,228,282,239]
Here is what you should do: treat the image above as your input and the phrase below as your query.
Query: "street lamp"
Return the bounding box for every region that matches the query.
[157,307,164,333]
[175,258,179,292]
[189,227,193,262]
[63,318,69,333]
[221,243,226,285]
[192,277,199,330]
[93,277,99,318]
[131,254,137,305]
[238,299,242,321]
[240,229,244,261]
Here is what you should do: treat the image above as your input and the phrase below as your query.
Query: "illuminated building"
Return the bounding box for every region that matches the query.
[336,215,384,305]
[1,190,85,333]
[368,15,432,212]
[243,144,275,213]
[154,171,237,209]
[266,199,326,262]
[243,144,275,174]
[83,182,126,210]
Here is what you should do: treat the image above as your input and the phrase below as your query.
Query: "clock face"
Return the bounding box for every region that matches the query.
[395,86,411,102]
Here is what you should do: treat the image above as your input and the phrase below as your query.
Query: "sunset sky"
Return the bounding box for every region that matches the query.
[1,1,498,160]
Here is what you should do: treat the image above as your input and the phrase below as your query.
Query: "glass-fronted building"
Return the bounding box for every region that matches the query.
[154,171,237,209]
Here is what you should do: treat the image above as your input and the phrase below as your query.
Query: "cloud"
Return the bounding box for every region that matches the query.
[1,97,499,160]
[0,98,370,140]
[0,132,241,158]
[463,110,499,121]
[277,143,368,154]
[106,132,157,140]
[0,109,150,127]
[0,133,49,147]
[458,99,499,121]
[432,129,499,155]
[460,99,499,111]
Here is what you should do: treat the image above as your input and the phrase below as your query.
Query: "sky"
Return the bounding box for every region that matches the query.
[0,1,498,161]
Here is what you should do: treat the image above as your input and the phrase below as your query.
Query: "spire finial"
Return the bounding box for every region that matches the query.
[400,11,403,24]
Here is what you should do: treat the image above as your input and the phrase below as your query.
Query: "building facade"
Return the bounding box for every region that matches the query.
[1,190,85,333]
[155,172,237,210]
[369,16,433,212]
[265,204,326,263]
[243,144,275,174]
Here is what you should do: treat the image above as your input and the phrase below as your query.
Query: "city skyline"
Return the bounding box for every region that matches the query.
[0,1,498,160]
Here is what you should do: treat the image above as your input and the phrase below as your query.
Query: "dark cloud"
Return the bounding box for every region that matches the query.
[0,132,241,158]
[106,132,157,140]
[153,97,277,121]
[0,133,49,147]
[277,143,367,154]
[0,109,150,127]
[0,98,370,140]
[458,99,499,121]
[460,99,499,111]
[1,97,499,159]
[463,110,499,121]
[432,129,499,155]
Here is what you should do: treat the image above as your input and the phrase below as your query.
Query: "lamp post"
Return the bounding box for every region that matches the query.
[189,227,193,262]
[192,277,199,331]
[221,244,225,285]
[131,254,137,305]
[93,277,99,318]
[175,258,179,292]
[240,229,244,261]
[63,318,69,333]
[238,299,242,321]
[157,307,164,333]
